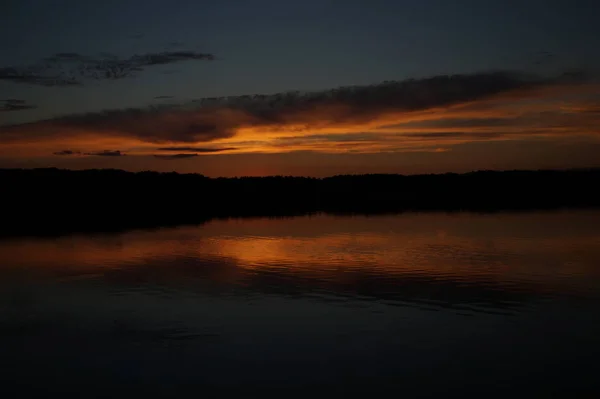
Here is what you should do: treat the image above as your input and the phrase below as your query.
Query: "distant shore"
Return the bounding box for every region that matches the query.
[2,167,600,237]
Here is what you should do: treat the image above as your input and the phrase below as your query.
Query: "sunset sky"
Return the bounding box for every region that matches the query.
[1,0,599,176]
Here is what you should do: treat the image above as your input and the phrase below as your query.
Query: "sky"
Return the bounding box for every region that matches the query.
[1,0,599,176]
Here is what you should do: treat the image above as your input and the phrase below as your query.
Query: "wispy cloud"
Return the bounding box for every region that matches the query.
[51,149,129,157]
[156,146,237,153]
[53,150,82,156]
[153,153,199,159]
[2,69,598,156]
[1,99,37,112]
[0,50,214,87]
[83,150,126,157]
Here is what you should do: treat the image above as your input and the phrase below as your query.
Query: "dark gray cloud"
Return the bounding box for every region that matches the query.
[156,147,236,153]
[1,99,37,112]
[153,153,199,159]
[52,149,125,157]
[2,99,26,104]
[83,150,126,157]
[132,51,214,66]
[153,95,174,100]
[1,70,592,144]
[0,66,81,86]
[0,50,214,87]
[53,150,81,156]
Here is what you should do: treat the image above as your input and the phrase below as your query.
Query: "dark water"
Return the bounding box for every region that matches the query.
[1,211,600,397]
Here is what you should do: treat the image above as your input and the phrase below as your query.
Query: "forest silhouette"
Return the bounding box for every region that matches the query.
[2,167,599,237]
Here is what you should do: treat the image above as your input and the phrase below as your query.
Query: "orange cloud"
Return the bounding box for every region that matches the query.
[1,70,598,157]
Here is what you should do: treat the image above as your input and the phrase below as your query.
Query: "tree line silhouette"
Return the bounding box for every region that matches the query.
[2,167,599,237]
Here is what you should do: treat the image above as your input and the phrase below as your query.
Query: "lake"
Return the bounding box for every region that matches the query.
[1,211,600,397]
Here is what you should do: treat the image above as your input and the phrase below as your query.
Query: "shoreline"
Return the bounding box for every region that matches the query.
[3,167,600,238]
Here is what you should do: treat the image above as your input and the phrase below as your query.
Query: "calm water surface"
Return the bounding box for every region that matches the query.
[1,211,600,397]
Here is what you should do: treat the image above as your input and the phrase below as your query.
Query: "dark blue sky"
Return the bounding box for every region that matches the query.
[2,0,599,122]
[1,0,599,176]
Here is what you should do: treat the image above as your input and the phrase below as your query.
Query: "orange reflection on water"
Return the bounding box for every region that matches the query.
[1,211,600,296]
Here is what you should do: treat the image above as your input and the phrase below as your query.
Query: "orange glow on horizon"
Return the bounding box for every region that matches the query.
[2,213,600,292]
[1,82,599,162]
